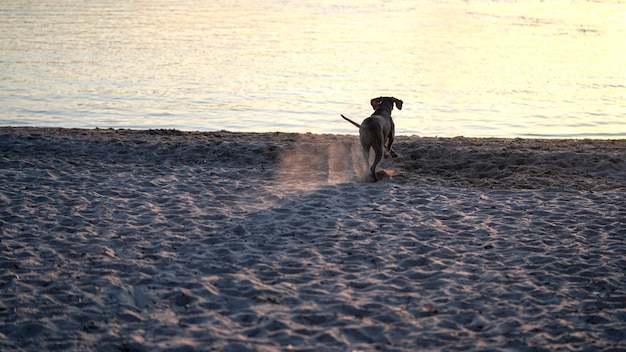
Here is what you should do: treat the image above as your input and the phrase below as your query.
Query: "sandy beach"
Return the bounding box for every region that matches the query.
[1,127,624,351]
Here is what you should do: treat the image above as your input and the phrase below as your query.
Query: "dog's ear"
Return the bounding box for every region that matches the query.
[370,98,380,110]
[393,98,403,110]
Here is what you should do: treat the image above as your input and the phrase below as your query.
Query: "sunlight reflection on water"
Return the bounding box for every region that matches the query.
[1,0,624,138]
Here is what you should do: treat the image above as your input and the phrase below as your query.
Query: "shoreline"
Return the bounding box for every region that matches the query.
[4,125,626,139]
[2,126,624,191]
[1,126,625,351]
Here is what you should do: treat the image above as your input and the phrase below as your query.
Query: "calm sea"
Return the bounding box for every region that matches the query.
[1,0,625,138]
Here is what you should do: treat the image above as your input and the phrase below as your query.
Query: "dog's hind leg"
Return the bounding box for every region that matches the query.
[370,140,384,182]
[361,145,371,175]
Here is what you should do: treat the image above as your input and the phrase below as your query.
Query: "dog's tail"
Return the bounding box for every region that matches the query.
[341,114,361,128]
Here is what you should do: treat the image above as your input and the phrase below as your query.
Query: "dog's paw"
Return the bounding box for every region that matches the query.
[374,170,389,181]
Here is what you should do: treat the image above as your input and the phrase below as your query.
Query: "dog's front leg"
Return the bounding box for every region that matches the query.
[387,122,398,158]
[386,135,398,158]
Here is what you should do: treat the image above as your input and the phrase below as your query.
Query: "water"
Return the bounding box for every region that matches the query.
[1,0,625,138]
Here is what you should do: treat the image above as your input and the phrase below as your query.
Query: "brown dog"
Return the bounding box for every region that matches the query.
[342,97,403,181]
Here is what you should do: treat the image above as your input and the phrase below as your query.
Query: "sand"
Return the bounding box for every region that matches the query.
[1,127,624,351]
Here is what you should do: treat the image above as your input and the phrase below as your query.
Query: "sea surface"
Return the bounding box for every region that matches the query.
[1,0,625,138]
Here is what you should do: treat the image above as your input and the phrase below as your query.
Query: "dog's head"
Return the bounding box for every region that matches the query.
[371,97,403,111]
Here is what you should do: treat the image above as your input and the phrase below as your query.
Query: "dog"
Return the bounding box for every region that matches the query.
[341,97,403,181]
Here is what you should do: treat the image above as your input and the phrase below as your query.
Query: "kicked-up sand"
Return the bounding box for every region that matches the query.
[1,127,625,351]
